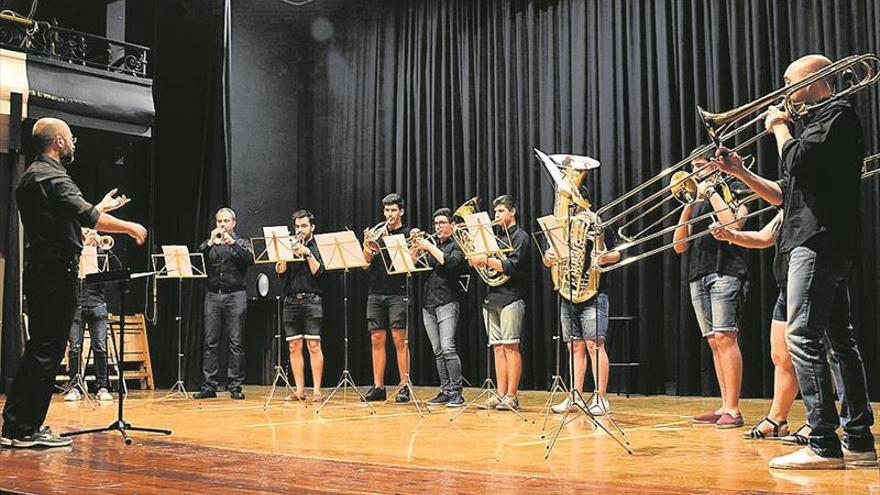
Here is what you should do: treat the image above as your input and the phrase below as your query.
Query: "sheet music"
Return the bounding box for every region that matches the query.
[263,225,296,262]
[537,215,570,260]
[162,245,193,277]
[79,245,99,278]
[464,212,500,255]
[383,234,416,273]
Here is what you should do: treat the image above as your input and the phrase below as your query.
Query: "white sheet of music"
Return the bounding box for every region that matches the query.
[79,245,99,278]
[263,225,296,262]
[464,212,499,255]
[162,245,193,277]
[383,234,416,273]
[537,215,570,260]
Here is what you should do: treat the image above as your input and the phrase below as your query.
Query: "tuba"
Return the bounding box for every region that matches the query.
[549,167,603,303]
[451,197,511,287]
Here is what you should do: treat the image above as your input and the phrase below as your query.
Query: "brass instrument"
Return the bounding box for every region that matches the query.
[601,152,880,272]
[597,53,880,247]
[450,197,511,287]
[212,229,226,243]
[546,164,603,303]
[698,53,880,145]
[95,234,115,250]
[363,220,388,252]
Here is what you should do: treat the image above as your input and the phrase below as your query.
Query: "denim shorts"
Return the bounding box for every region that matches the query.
[483,299,525,345]
[772,289,787,323]
[689,273,742,337]
[560,294,609,342]
[283,294,322,340]
[367,294,408,331]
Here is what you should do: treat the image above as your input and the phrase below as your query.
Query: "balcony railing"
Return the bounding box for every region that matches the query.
[0,12,149,78]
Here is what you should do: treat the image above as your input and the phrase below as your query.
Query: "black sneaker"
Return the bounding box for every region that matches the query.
[395,387,411,403]
[445,393,465,408]
[0,434,12,447]
[362,386,386,402]
[426,392,450,405]
[193,390,217,400]
[12,426,72,448]
[229,388,245,400]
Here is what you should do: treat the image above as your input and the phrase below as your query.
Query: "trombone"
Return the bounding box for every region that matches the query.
[600,153,880,272]
[596,53,880,244]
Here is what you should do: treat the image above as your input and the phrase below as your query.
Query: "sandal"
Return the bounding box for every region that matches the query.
[743,417,789,440]
[284,392,307,402]
[311,393,325,403]
[781,424,811,446]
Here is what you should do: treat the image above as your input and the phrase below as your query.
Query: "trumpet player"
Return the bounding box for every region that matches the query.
[63,229,115,403]
[673,151,749,429]
[712,54,875,469]
[470,195,530,411]
[410,208,466,407]
[361,193,412,403]
[276,210,325,402]
[194,207,254,400]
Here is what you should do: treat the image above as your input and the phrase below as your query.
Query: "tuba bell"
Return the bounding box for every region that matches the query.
[451,197,511,287]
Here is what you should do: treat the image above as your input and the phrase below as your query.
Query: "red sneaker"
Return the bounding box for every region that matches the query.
[716,412,745,429]
[692,411,722,424]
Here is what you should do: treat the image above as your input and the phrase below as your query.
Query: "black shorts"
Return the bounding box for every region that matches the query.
[283,294,322,340]
[367,294,407,331]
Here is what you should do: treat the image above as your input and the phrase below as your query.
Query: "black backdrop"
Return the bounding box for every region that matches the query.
[153,0,880,398]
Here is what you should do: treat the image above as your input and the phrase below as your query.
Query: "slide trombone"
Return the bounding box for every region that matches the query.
[601,153,880,272]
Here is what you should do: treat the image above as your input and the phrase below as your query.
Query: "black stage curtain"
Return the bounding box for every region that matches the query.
[152,0,231,388]
[289,0,880,397]
[157,0,880,398]
[0,152,24,393]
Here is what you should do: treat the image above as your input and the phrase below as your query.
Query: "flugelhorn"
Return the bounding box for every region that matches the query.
[363,220,388,251]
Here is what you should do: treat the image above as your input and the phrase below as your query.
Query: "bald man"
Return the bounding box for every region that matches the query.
[1,117,147,449]
[713,54,876,469]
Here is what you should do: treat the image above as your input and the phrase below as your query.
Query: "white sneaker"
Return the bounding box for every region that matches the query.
[587,395,610,416]
[769,447,845,470]
[96,388,113,402]
[843,447,879,468]
[551,396,585,414]
[64,389,82,402]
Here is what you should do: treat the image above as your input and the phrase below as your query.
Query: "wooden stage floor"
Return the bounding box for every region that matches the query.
[1,387,878,494]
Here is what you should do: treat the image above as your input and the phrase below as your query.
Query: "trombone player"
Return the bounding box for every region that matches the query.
[711,54,876,469]
[673,151,749,429]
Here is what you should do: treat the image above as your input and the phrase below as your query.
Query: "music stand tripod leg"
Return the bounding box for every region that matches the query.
[264,296,299,410]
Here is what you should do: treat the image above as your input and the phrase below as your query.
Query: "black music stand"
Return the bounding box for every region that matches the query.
[62,268,171,444]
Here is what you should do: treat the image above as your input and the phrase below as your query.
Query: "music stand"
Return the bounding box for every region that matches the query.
[152,246,206,401]
[450,214,527,423]
[255,226,307,409]
[377,234,432,416]
[62,268,172,444]
[251,226,306,264]
[532,218,571,431]
[314,230,375,415]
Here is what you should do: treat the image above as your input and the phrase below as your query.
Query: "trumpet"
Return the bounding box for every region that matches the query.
[212,229,226,243]
[363,220,388,252]
[96,234,115,250]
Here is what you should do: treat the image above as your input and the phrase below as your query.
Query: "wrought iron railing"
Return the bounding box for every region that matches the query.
[0,11,149,78]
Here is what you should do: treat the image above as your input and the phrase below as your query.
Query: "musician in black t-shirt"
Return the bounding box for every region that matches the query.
[276,210,325,402]
[361,194,412,403]
[674,152,749,430]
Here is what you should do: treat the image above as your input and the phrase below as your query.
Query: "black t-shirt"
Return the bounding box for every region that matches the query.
[687,199,748,282]
[367,225,412,295]
[280,237,324,296]
[778,99,863,259]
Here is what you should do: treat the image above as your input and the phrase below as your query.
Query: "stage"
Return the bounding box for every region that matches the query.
[0,388,876,494]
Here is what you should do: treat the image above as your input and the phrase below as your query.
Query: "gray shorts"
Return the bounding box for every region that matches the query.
[689,273,742,337]
[482,299,525,345]
[561,294,609,342]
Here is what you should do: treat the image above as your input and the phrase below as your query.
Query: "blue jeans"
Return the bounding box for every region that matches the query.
[689,273,742,337]
[786,245,874,457]
[203,290,247,391]
[422,302,462,395]
[68,303,109,390]
[560,294,609,342]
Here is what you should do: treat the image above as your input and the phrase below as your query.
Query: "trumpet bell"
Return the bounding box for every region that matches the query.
[453,196,480,220]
